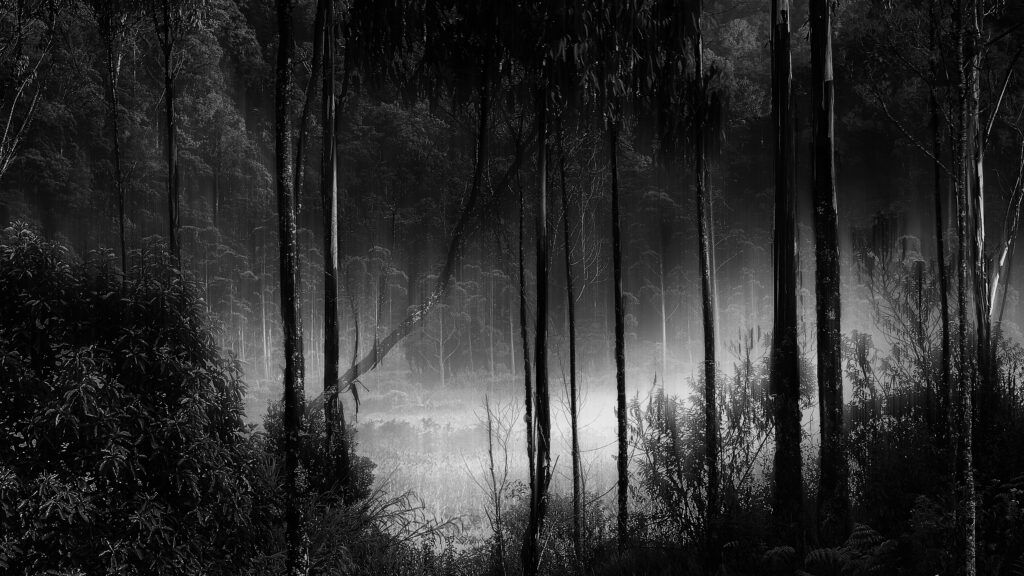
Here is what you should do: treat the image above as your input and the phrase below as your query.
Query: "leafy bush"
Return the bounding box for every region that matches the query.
[0,223,250,574]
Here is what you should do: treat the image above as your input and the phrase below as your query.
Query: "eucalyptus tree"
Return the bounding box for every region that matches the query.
[88,0,138,274]
[769,0,803,548]
[686,0,720,558]
[810,0,850,546]
[273,0,305,572]
[319,0,343,481]
[151,0,205,264]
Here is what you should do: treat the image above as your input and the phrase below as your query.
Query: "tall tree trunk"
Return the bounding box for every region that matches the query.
[609,108,630,553]
[954,1,977,574]
[102,18,127,275]
[320,0,341,478]
[274,1,306,573]
[930,0,953,438]
[811,0,850,546]
[690,0,719,564]
[558,120,583,561]
[158,1,180,265]
[966,0,991,461]
[770,0,803,549]
[518,174,535,494]
[521,88,549,576]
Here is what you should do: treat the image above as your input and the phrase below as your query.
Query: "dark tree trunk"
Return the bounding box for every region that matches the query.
[157,1,180,265]
[558,119,583,561]
[521,88,549,576]
[610,112,629,553]
[954,1,977,574]
[320,0,341,479]
[770,0,803,550]
[518,175,535,500]
[274,1,306,573]
[929,0,953,439]
[811,0,850,546]
[101,18,127,275]
[691,0,719,564]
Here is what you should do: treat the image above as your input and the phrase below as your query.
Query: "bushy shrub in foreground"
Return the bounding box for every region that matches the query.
[0,224,252,574]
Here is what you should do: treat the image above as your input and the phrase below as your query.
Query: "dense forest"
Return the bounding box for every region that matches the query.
[2,0,1024,574]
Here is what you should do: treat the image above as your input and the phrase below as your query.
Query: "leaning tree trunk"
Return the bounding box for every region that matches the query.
[274,0,305,573]
[320,0,341,479]
[521,87,550,576]
[811,0,850,546]
[691,0,719,564]
[557,119,583,561]
[770,0,803,550]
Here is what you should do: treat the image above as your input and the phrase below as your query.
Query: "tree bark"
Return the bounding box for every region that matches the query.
[811,0,850,546]
[518,173,535,500]
[521,87,549,576]
[320,0,341,479]
[609,109,630,553]
[274,0,306,573]
[691,0,719,564]
[770,0,803,550]
[954,1,977,573]
[929,0,953,439]
[157,0,180,265]
[558,119,583,561]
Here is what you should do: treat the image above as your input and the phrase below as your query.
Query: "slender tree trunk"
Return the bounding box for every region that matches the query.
[102,22,127,275]
[274,1,305,573]
[811,0,850,546]
[770,0,803,550]
[966,0,991,461]
[608,110,630,553]
[320,0,341,479]
[522,88,550,576]
[690,0,719,564]
[485,396,507,576]
[519,169,536,501]
[954,1,977,574]
[558,119,583,561]
[159,2,180,265]
[930,0,953,438]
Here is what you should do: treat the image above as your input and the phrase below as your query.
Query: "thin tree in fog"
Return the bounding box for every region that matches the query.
[319,0,342,481]
[769,0,803,549]
[558,119,583,561]
[688,0,720,562]
[810,0,850,546]
[274,0,305,572]
[521,77,551,576]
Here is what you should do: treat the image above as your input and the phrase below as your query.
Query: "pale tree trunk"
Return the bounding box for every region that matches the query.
[811,0,850,546]
[320,0,342,481]
[274,0,306,573]
[770,0,803,550]
[521,88,550,576]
